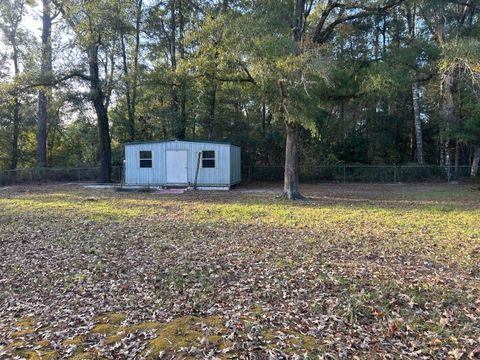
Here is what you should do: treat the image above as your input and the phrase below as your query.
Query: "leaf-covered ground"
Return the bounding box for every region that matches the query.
[0,183,479,359]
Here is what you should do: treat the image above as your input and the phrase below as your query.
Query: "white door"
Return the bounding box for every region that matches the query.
[166,150,188,184]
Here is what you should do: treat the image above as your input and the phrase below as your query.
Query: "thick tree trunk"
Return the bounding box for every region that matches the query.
[411,81,424,165]
[37,0,52,167]
[283,121,302,199]
[282,0,306,200]
[471,147,480,177]
[88,44,112,183]
[120,33,135,141]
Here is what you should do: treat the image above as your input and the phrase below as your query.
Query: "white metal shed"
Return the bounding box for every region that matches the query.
[124,140,241,188]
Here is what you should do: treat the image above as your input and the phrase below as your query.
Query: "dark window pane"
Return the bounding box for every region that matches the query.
[202,151,215,159]
[140,159,152,168]
[202,159,215,168]
[140,151,152,159]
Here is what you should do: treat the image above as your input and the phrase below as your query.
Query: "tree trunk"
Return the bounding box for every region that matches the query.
[282,0,305,200]
[169,1,179,138]
[120,33,135,141]
[283,121,302,199]
[130,0,142,141]
[406,3,424,166]
[118,0,142,142]
[471,146,480,177]
[177,86,187,139]
[10,43,20,170]
[11,99,20,170]
[207,83,217,139]
[177,1,187,140]
[411,81,424,165]
[262,102,266,137]
[454,141,460,174]
[440,72,455,171]
[88,44,112,183]
[37,0,52,167]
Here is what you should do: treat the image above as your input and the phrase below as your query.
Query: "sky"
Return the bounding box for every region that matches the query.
[25,2,42,36]
[0,3,41,58]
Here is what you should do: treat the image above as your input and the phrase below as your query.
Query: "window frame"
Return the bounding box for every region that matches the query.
[201,150,216,169]
[139,150,153,168]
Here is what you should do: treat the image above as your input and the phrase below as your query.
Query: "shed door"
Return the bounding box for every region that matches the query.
[166,150,188,184]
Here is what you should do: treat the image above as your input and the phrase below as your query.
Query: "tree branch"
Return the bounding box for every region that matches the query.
[312,0,407,44]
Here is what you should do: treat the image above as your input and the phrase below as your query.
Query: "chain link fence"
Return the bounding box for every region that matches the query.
[244,165,479,183]
[0,166,123,186]
[0,164,478,187]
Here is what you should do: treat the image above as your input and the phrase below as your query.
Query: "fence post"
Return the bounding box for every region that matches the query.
[393,166,397,184]
[343,165,346,184]
[248,166,251,182]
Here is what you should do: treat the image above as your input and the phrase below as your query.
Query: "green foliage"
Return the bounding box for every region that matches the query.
[1,0,480,170]
[439,38,480,76]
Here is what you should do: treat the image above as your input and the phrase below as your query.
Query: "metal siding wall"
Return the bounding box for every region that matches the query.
[125,141,234,186]
[230,146,241,184]
[125,143,165,185]
[171,141,230,185]
[236,147,241,183]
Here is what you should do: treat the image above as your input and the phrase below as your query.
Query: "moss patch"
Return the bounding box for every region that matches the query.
[32,340,50,348]
[70,351,102,360]
[125,321,163,333]
[10,350,41,360]
[11,328,36,337]
[262,329,318,353]
[250,305,266,317]
[99,321,164,345]
[103,334,125,345]
[11,318,37,338]
[37,350,58,360]
[90,323,119,335]
[95,312,127,324]
[144,316,230,358]
[15,319,36,328]
[9,349,57,360]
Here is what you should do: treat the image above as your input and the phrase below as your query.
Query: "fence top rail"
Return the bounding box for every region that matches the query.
[0,164,471,172]
[248,165,473,169]
[0,166,123,173]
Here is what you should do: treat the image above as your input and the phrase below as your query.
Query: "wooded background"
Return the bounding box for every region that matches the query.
[1,0,479,196]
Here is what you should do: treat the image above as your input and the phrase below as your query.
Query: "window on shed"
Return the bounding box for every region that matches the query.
[202,150,215,168]
[139,150,152,168]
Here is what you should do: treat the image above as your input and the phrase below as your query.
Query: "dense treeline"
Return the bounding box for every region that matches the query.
[0,0,479,197]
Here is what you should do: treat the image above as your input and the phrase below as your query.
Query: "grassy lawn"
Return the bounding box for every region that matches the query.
[0,183,479,359]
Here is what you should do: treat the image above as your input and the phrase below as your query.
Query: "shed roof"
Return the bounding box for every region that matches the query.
[124,139,239,147]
